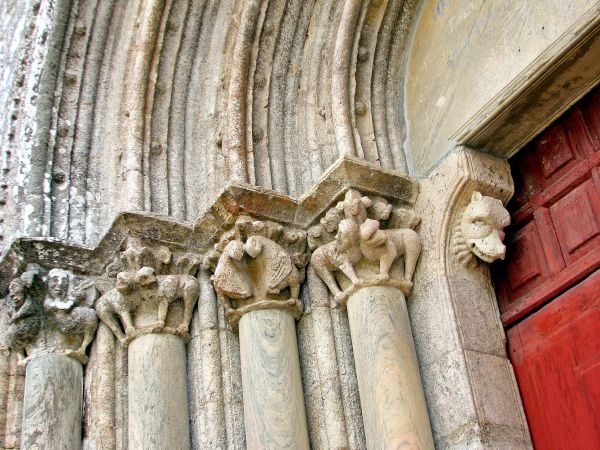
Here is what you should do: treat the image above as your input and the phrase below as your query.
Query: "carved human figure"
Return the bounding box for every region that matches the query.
[453,191,511,267]
[134,266,200,335]
[244,235,301,300]
[95,271,142,343]
[310,218,362,306]
[208,219,308,326]
[212,240,253,313]
[44,269,99,362]
[358,218,422,286]
[342,189,372,225]
[4,275,43,362]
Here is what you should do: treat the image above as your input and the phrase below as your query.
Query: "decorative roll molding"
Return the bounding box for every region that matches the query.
[309,188,421,307]
[452,191,511,268]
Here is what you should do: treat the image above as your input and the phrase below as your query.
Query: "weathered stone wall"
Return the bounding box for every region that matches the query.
[405,0,599,174]
[1,1,595,449]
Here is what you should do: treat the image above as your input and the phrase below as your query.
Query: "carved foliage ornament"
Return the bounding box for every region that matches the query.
[203,216,308,327]
[452,191,511,268]
[309,189,422,307]
[95,241,201,345]
[3,265,98,365]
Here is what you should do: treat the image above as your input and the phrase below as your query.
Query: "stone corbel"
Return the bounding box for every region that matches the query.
[411,147,531,448]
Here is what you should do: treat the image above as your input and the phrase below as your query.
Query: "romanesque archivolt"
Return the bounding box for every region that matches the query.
[3,265,98,365]
[95,241,201,345]
[309,189,421,307]
[452,191,511,268]
[203,216,308,326]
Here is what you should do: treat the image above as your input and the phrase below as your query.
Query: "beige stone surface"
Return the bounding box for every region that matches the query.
[21,354,83,450]
[405,0,598,173]
[238,309,309,450]
[347,285,434,450]
[128,333,190,450]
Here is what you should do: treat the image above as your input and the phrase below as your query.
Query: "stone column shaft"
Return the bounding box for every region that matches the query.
[21,354,83,450]
[347,286,434,450]
[128,333,190,450]
[239,309,310,450]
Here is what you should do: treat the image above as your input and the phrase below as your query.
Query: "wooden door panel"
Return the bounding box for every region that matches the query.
[549,179,600,262]
[494,84,600,324]
[508,270,600,450]
[496,84,600,449]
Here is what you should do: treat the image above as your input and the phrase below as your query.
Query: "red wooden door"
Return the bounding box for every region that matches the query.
[493,84,600,449]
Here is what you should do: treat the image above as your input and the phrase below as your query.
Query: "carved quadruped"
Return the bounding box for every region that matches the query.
[3,264,98,365]
[310,188,421,307]
[96,239,201,345]
[204,216,308,327]
[452,191,511,268]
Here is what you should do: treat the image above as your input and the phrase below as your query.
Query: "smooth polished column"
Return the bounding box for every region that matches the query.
[128,333,190,449]
[347,286,434,449]
[22,354,83,450]
[239,309,309,450]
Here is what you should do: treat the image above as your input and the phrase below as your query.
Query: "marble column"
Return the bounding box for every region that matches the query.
[21,354,83,450]
[310,188,434,450]
[128,333,190,449]
[239,309,309,450]
[95,243,202,450]
[347,286,434,449]
[206,217,310,450]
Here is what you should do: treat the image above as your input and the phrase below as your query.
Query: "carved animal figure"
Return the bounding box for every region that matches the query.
[50,301,98,361]
[369,196,393,221]
[320,201,345,232]
[135,266,200,334]
[311,219,362,305]
[359,218,422,285]
[4,277,42,362]
[212,240,253,312]
[454,191,510,266]
[95,272,142,343]
[244,235,301,300]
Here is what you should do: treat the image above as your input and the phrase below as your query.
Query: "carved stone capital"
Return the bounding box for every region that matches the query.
[3,264,98,365]
[310,189,422,307]
[95,239,201,345]
[452,191,511,268]
[204,216,308,327]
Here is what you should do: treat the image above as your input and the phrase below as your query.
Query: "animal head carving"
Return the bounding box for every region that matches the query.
[135,266,158,288]
[335,218,360,252]
[454,191,510,266]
